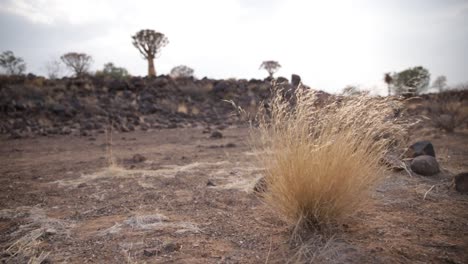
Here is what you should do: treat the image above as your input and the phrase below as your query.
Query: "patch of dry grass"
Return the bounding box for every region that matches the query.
[252,88,408,229]
[4,228,49,264]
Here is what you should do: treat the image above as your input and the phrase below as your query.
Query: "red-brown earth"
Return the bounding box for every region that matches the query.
[1,125,467,263]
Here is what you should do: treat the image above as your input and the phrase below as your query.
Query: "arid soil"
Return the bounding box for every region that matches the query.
[1,126,467,263]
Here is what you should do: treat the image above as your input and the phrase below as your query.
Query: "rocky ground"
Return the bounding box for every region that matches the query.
[0,76,467,263]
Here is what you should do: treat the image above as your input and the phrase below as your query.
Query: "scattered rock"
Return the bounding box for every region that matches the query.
[410,155,440,176]
[454,172,468,193]
[225,143,236,148]
[291,74,301,87]
[132,154,147,163]
[209,130,223,139]
[162,242,181,254]
[143,249,158,257]
[45,228,57,236]
[276,76,289,83]
[206,180,216,187]
[77,183,87,188]
[406,141,436,158]
[253,177,267,193]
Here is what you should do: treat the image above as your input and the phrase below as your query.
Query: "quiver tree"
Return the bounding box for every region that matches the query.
[60,52,93,77]
[132,29,168,77]
[384,72,393,96]
[0,51,26,75]
[170,65,194,78]
[259,60,281,78]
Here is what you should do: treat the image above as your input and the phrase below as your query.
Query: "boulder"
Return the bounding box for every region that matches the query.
[209,130,223,139]
[407,141,435,158]
[410,155,440,176]
[291,74,301,87]
[132,154,147,163]
[276,76,289,84]
[454,172,468,193]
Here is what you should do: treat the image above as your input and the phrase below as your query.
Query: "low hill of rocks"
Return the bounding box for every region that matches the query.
[0,75,299,138]
[1,74,466,139]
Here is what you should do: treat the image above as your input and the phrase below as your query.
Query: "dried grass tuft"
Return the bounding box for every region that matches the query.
[252,87,409,229]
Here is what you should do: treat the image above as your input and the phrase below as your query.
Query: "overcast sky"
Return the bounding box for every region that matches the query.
[0,0,467,94]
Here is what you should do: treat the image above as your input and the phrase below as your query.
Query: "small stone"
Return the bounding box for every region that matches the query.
[410,155,440,176]
[406,141,436,158]
[209,130,223,139]
[132,154,147,163]
[162,242,181,253]
[454,172,468,193]
[143,249,158,257]
[45,228,57,236]
[225,143,237,148]
[253,177,267,193]
[206,180,216,187]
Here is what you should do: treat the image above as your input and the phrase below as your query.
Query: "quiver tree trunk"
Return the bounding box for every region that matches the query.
[147,57,156,77]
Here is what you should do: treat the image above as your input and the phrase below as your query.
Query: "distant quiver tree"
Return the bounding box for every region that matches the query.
[132,29,168,77]
[60,52,93,77]
[259,60,281,78]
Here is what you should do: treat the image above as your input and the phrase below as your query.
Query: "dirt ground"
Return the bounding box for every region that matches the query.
[0,126,467,263]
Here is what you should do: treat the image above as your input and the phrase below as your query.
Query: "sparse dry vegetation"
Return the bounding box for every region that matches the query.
[253,88,409,229]
[424,91,468,132]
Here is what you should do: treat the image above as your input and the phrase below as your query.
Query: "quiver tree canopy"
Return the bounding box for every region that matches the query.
[132,29,168,77]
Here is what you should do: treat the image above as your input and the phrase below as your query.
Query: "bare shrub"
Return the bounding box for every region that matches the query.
[170,65,194,78]
[252,88,408,230]
[425,91,468,132]
[44,59,62,79]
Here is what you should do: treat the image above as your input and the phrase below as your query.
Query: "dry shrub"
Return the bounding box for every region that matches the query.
[252,88,408,229]
[424,91,468,132]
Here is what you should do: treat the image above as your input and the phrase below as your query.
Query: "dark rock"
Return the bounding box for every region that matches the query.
[253,177,267,193]
[162,242,181,253]
[167,123,177,129]
[454,172,468,193]
[410,155,440,176]
[225,143,236,148]
[206,180,216,187]
[209,130,223,139]
[132,154,147,163]
[407,141,435,158]
[143,249,158,257]
[276,76,289,83]
[213,81,230,93]
[291,74,301,87]
[50,103,66,114]
[10,131,22,139]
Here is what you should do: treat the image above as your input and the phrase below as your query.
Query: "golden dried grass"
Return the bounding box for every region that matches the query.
[252,87,408,229]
